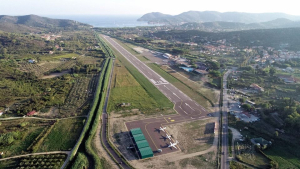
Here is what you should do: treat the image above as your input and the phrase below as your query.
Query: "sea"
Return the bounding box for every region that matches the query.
[45,15,163,28]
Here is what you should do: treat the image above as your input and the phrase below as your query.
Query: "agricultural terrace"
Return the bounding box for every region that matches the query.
[37,117,85,152]
[18,55,103,79]
[59,74,99,117]
[0,56,103,118]
[0,119,56,158]
[0,154,67,169]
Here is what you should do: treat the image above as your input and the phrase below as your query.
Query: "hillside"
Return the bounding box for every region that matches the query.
[153,27,300,51]
[178,18,300,31]
[137,12,172,22]
[138,11,300,24]
[0,15,91,33]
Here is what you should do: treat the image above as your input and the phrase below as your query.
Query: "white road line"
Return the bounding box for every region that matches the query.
[179,106,188,114]
[185,103,195,111]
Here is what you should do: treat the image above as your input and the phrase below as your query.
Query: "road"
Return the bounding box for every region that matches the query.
[221,69,235,169]
[101,59,131,169]
[102,35,213,156]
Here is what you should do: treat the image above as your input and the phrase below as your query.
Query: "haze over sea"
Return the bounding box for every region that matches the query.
[45,15,162,28]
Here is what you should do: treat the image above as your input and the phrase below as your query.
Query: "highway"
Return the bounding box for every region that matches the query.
[102,35,209,120]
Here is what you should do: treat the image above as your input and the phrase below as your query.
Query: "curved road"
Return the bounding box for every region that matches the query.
[101,59,131,169]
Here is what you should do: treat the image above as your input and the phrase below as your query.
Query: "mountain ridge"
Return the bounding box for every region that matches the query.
[138,11,300,24]
[0,14,91,33]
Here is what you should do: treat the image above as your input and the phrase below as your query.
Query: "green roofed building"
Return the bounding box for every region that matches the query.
[136,140,150,149]
[130,128,143,136]
[133,133,146,142]
[129,128,153,159]
[139,147,153,159]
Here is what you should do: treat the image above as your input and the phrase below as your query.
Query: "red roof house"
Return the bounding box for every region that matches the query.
[27,111,36,116]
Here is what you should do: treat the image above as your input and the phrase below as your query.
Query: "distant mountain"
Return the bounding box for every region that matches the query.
[137,12,172,22]
[178,18,300,31]
[138,11,300,24]
[0,15,91,33]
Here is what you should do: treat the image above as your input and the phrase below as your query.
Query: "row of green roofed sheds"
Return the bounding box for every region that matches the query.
[130,128,154,159]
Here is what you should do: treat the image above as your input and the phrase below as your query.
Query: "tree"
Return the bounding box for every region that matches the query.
[269,67,276,76]
[0,48,7,58]
[270,161,279,169]
[241,104,251,111]
[209,70,221,78]
[274,131,279,137]
[239,98,246,103]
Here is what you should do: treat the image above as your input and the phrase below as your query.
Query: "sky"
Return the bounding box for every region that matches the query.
[0,0,299,16]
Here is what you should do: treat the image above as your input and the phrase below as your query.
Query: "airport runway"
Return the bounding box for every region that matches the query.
[102,35,212,156]
[102,35,209,118]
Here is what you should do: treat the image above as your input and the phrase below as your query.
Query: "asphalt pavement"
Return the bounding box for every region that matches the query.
[221,69,235,169]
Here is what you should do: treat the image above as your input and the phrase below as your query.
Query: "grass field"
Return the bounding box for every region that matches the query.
[42,53,80,61]
[102,36,173,112]
[37,117,85,152]
[264,145,300,169]
[107,59,160,113]
[0,119,54,158]
[147,63,213,109]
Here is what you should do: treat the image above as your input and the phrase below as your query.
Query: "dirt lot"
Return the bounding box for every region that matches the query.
[167,119,215,154]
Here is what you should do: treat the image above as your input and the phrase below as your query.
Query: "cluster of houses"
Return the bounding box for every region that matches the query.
[252,46,300,64]
[161,52,209,75]
[200,44,237,55]
[41,34,61,41]
[250,83,264,92]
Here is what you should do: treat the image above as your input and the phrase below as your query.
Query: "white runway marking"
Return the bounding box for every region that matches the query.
[185,103,195,111]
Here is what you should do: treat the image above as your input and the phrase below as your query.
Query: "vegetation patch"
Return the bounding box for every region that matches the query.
[235,141,270,168]
[0,119,55,158]
[0,153,67,169]
[37,117,85,152]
